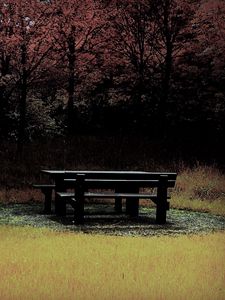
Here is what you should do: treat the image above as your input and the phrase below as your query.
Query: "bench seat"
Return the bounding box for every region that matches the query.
[57,191,170,218]
[57,191,170,201]
[33,184,55,189]
[64,178,176,188]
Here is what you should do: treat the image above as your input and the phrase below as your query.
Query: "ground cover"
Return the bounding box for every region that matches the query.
[0,203,225,237]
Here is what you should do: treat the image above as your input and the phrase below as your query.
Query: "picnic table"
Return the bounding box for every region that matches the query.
[36,170,177,224]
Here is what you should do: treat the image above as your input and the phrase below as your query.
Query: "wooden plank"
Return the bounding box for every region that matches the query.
[57,192,74,198]
[42,170,177,180]
[33,184,55,188]
[84,192,159,198]
[57,191,170,199]
[63,179,176,188]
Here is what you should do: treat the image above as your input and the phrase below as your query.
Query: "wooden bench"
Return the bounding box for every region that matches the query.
[56,173,176,224]
[32,184,55,213]
[32,180,75,213]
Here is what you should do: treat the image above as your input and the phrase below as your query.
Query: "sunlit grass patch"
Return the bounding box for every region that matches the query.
[171,195,225,216]
[0,225,225,300]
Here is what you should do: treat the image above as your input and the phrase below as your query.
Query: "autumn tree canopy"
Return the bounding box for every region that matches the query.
[0,0,224,147]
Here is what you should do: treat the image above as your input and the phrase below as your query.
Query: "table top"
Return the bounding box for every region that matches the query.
[41,170,152,174]
[41,170,177,187]
[41,170,177,177]
[41,170,178,174]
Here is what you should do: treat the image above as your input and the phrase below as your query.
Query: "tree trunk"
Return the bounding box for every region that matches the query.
[1,53,11,76]
[0,53,11,136]
[67,27,76,135]
[159,43,173,137]
[17,43,28,159]
[158,0,173,137]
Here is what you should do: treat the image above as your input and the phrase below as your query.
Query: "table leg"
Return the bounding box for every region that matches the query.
[115,188,122,213]
[74,174,85,224]
[55,175,66,216]
[42,188,52,214]
[156,175,168,224]
[126,187,139,218]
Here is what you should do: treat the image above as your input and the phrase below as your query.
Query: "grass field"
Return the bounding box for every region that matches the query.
[0,226,225,300]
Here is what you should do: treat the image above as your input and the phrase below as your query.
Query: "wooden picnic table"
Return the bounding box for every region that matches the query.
[39,170,177,223]
[41,170,154,216]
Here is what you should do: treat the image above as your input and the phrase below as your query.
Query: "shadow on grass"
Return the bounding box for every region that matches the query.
[0,202,225,236]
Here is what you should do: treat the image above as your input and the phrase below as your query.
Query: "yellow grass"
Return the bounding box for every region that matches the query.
[175,165,225,200]
[171,165,225,216]
[0,225,225,300]
[171,195,225,216]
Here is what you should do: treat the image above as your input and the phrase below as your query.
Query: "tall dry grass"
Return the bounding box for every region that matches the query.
[172,165,225,215]
[0,225,224,300]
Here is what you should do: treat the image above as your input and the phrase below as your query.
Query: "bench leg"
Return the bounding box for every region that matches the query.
[126,187,139,218]
[156,175,168,224]
[74,198,84,224]
[55,194,67,216]
[55,194,60,215]
[115,197,122,213]
[42,189,52,214]
[156,203,167,224]
[115,189,122,213]
[74,174,85,224]
[129,197,139,218]
[55,176,66,217]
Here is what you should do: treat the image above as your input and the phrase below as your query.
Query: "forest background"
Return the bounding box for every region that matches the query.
[0,0,225,187]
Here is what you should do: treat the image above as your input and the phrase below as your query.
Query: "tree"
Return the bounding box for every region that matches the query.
[0,0,54,154]
[102,0,193,133]
[184,0,225,139]
[50,0,105,134]
[109,1,155,105]
[150,0,193,135]
[0,2,14,136]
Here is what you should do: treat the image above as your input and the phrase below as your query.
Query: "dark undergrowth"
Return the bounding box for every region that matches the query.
[1,135,223,188]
